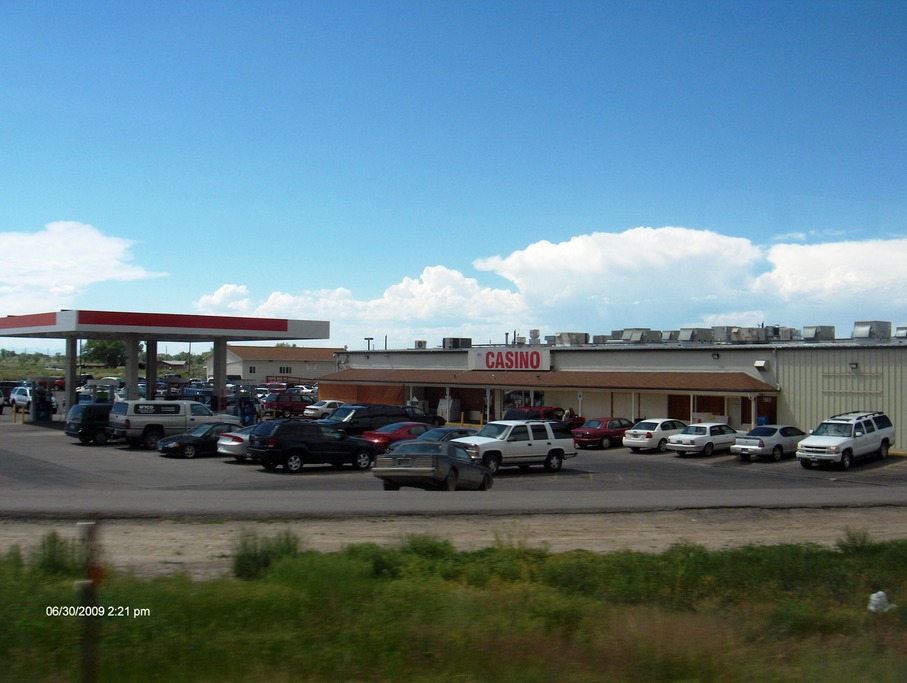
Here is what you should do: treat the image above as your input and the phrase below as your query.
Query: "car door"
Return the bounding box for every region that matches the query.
[202,424,232,455]
[451,444,482,487]
[315,424,351,463]
[780,426,805,454]
[505,424,534,463]
[712,425,737,449]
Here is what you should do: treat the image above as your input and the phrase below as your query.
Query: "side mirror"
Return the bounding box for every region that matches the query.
[854,430,864,438]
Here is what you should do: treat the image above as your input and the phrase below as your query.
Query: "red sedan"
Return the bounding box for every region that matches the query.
[572,417,635,449]
[361,422,433,454]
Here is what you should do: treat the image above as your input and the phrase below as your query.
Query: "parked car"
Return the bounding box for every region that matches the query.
[372,441,494,491]
[157,422,239,459]
[385,426,479,453]
[731,424,807,461]
[667,423,740,456]
[572,416,635,449]
[402,405,447,427]
[261,392,314,418]
[361,421,434,454]
[622,418,688,452]
[317,404,434,435]
[303,399,344,419]
[64,403,114,445]
[797,411,896,470]
[217,425,258,461]
[503,405,583,429]
[248,419,376,472]
[8,386,57,414]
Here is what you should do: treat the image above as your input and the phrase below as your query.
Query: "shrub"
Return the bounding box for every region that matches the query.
[232,529,301,580]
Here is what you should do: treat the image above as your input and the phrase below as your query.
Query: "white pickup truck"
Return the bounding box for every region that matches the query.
[451,420,577,473]
[107,400,241,449]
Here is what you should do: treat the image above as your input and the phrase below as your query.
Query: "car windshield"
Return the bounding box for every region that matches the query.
[633,421,658,430]
[682,426,707,435]
[583,419,604,429]
[188,423,213,437]
[813,422,853,437]
[475,423,509,439]
[417,428,452,442]
[376,422,411,433]
[330,407,356,422]
[252,421,279,437]
[747,426,779,437]
[393,442,444,456]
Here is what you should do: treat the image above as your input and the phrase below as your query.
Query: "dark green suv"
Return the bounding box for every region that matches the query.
[248,419,376,473]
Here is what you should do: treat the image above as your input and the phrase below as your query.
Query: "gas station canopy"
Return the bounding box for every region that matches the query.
[0,310,331,409]
[0,310,329,343]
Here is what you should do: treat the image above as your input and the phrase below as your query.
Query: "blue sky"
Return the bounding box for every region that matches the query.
[2,0,906,353]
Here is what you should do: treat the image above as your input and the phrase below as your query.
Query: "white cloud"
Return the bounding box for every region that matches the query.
[753,240,907,303]
[0,221,167,315]
[194,284,253,314]
[194,266,529,347]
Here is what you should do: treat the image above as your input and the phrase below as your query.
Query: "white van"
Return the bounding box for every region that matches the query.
[107,400,241,449]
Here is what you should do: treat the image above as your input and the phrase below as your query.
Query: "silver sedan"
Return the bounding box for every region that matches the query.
[731,425,807,462]
[216,425,257,461]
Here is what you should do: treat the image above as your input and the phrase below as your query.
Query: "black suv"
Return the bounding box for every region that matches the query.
[248,419,376,472]
[316,404,443,435]
[64,403,114,445]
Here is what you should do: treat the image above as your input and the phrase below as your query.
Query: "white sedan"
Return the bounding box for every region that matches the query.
[622,418,688,452]
[731,424,807,462]
[303,399,344,419]
[666,423,740,456]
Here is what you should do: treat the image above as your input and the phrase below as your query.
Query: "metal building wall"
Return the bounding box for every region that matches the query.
[776,345,907,432]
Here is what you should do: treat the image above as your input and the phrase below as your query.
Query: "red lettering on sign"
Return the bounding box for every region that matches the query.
[483,350,542,370]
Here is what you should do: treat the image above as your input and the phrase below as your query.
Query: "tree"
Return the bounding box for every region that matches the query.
[81,340,143,368]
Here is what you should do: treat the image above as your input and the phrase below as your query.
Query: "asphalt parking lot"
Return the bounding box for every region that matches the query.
[4,406,907,518]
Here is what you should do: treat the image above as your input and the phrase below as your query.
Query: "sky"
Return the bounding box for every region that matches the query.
[2,0,906,354]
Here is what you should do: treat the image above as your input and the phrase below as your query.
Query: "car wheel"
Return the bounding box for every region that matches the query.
[771,445,783,462]
[657,439,668,453]
[284,453,304,473]
[282,408,293,418]
[183,444,197,459]
[483,454,500,473]
[352,451,373,470]
[478,473,493,491]
[600,436,612,449]
[840,451,853,471]
[383,480,399,491]
[443,469,457,491]
[701,442,714,457]
[544,452,563,472]
[93,431,108,446]
[143,430,162,450]
[880,441,890,460]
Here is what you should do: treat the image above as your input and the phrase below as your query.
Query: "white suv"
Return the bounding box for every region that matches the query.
[796,411,895,470]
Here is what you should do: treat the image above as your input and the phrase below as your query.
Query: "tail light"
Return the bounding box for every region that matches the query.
[757,439,764,448]
[646,432,654,439]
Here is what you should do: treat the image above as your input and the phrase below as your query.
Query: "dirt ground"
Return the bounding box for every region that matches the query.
[3,507,907,580]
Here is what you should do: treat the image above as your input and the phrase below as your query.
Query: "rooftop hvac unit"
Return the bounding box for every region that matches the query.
[414,340,427,349]
[678,328,714,343]
[544,335,557,345]
[802,325,835,341]
[896,327,907,339]
[624,329,662,343]
[665,330,680,341]
[852,320,891,340]
[556,332,589,346]
[592,335,610,344]
[442,337,472,349]
[529,329,541,342]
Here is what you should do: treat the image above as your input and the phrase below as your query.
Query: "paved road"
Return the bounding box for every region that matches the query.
[3,410,907,518]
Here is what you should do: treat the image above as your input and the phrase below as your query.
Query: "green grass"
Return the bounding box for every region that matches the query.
[3,528,907,681]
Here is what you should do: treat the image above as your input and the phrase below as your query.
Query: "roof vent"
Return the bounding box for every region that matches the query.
[852,321,891,340]
[802,325,835,341]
